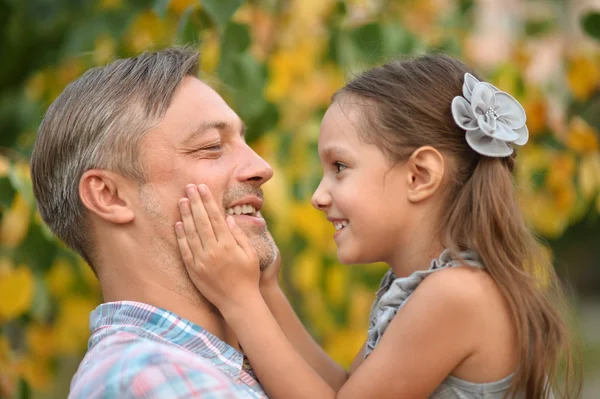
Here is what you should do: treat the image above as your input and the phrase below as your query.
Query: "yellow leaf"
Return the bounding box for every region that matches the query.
[291,200,336,254]
[521,192,569,239]
[0,265,34,320]
[19,355,52,391]
[578,154,600,201]
[169,0,198,14]
[199,32,220,74]
[325,265,348,306]
[303,291,335,335]
[547,153,576,191]
[567,55,599,101]
[566,117,599,153]
[261,162,292,242]
[0,155,8,177]
[1,193,31,248]
[521,94,547,137]
[24,70,47,101]
[26,324,56,359]
[46,258,75,298]
[55,295,98,354]
[57,58,86,87]
[93,34,116,66]
[292,250,322,293]
[323,328,365,368]
[348,286,375,329]
[0,257,12,275]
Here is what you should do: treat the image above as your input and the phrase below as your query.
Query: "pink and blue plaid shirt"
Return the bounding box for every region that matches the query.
[69,301,267,399]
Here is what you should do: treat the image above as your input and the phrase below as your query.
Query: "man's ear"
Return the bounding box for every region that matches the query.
[406,146,445,203]
[79,170,135,224]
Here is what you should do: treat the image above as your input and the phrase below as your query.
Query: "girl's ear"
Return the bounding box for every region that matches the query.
[406,146,445,203]
[79,169,135,224]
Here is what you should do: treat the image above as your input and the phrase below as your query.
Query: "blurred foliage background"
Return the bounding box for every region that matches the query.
[1,0,599,397]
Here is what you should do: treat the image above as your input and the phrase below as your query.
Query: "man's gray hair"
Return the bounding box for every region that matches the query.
[30,47,199,270]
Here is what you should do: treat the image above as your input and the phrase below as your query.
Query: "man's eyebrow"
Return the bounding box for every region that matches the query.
[181,120,246,146]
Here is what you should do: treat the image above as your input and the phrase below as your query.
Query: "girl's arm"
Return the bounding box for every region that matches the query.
[260,283,349,390]
[175,185,482,399]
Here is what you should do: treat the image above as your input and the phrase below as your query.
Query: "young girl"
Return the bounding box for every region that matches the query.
[174,54,579,398]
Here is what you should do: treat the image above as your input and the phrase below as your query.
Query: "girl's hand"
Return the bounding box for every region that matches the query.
[175,184,261,313]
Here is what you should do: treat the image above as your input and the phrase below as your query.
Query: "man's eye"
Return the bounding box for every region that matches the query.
[334,162,347,173]
[202,144,222,151]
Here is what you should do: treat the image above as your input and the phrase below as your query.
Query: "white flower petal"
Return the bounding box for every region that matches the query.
[512,124,529,146]
[463,73,480,102]
[466,130,514,157]
[494,92,526,129]
[477,114,496,135]
[470,83,496,117]
[493,122,521,142]
[484,82,500,92]
[451,97,478,130]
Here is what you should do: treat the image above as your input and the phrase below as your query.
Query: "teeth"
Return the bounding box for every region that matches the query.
[225,204,257,216]
[334,221,348,231]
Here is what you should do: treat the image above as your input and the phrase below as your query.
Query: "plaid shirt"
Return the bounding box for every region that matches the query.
[69,301,267,399]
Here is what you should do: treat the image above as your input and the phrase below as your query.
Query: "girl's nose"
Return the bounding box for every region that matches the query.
[311,180,331,211]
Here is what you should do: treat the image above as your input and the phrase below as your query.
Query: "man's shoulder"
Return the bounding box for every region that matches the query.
[69,331,241,399]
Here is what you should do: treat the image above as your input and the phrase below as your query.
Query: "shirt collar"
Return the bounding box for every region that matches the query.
[89,301,245,376]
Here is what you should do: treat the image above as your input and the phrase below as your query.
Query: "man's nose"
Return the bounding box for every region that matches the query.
[311,179,331,211]
[236,144,274,185]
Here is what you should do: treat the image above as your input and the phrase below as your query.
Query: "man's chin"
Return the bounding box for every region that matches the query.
[247,231,276,271]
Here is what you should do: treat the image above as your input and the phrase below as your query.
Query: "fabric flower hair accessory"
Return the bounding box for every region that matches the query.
[451,73,529,157]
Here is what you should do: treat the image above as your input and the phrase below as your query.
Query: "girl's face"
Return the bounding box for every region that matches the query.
[312,102,413,265]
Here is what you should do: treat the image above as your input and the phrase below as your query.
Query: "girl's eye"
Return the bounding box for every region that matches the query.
[334,162,347,173]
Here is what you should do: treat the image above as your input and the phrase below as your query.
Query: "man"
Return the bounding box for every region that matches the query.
[30,47,277,398]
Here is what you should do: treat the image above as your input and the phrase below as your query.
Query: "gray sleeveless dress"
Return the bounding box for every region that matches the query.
[365,249,527,398]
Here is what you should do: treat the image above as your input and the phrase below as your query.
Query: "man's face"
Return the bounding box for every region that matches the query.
[136,76,276,270]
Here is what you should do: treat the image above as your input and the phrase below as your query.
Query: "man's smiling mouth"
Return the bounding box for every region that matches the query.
[225,204,258,216]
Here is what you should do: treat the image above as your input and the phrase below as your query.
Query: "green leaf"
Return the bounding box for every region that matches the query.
[8,163,34,207]
[221,22,251,57]
[0,176,16,209]
[30,274,52,323]
[176,6,200,44]
[350,23,383,64]
[17,222,57,273]
[581,12,600,41]
[153,0,171,18]
[202,0,244,31]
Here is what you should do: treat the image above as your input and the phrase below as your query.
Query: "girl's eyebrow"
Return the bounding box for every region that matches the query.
[320,145,352,160]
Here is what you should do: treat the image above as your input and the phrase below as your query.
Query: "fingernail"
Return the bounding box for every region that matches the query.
[186,185,195,195]
[198,184,207,195]
[179,198,189,210]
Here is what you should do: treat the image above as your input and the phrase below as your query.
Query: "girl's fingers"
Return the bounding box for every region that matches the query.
[197,184,232,243]
[226,216,255,258]
[175,222,195,268]
[179,198,204,253]
[186,184,217,248]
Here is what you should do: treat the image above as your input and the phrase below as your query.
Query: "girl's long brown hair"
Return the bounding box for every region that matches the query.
[334,54,581,398]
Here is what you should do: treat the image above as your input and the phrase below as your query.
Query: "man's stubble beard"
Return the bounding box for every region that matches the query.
[139,183,277,273]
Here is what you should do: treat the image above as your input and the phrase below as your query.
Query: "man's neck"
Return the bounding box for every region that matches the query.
[99,268,241,351]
